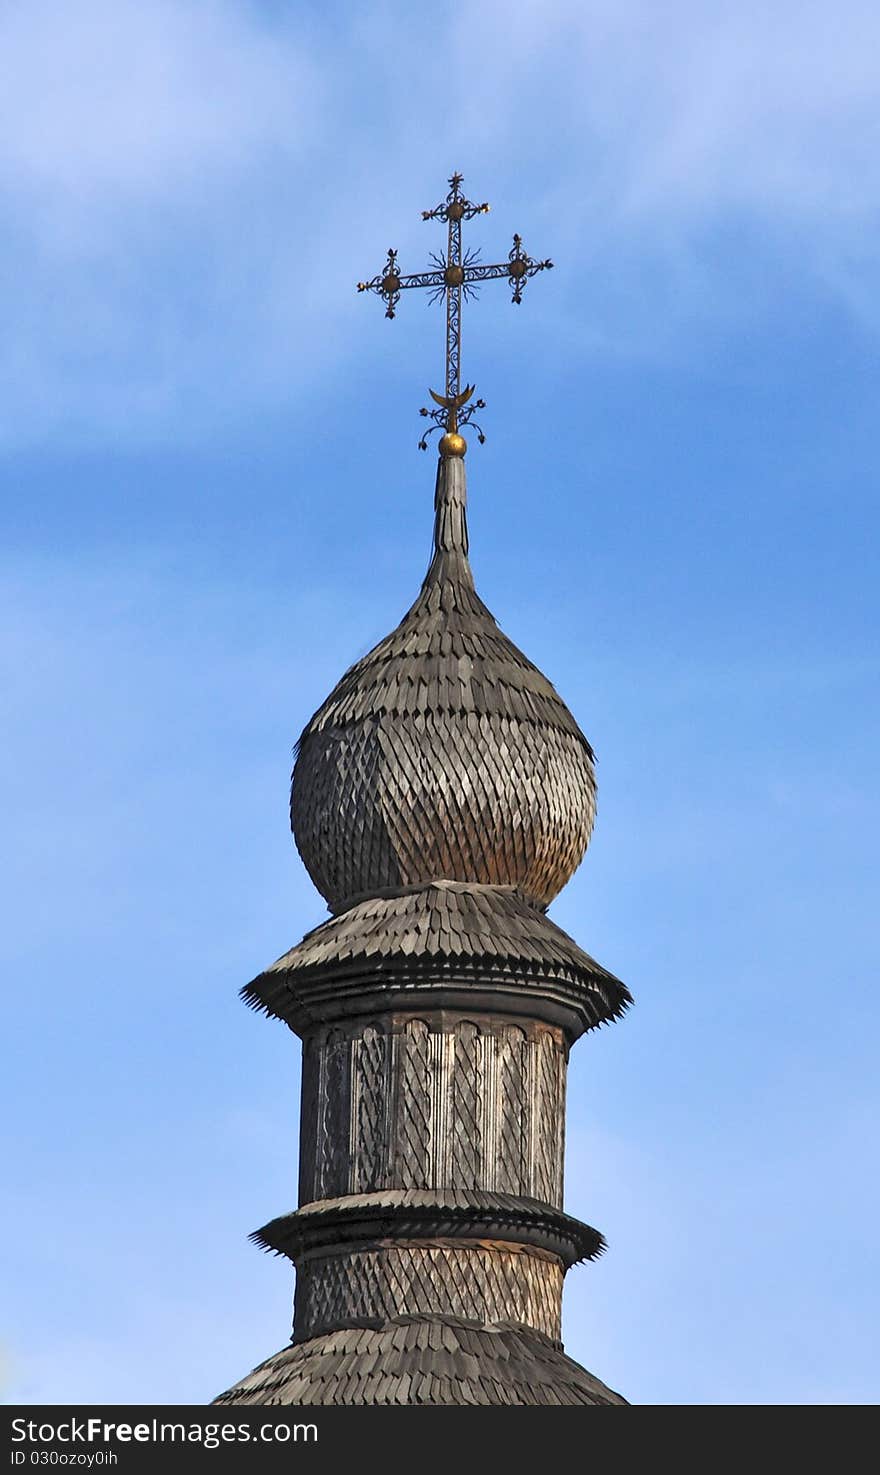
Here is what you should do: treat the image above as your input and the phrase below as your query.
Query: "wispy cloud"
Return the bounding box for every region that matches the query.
[456,2,880,220]
[3,0,880,445]
[0,1,315,203]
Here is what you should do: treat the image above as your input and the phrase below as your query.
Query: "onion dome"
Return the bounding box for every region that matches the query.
[291,451,596,914]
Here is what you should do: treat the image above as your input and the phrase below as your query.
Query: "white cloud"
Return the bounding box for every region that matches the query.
[0,1,314,204]
[456,1,880,221]
[0,1,329,443]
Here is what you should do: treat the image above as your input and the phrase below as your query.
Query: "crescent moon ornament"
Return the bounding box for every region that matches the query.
[428,383,475,411]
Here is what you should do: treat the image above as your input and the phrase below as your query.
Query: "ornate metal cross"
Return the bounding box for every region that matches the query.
[357,172,553,450]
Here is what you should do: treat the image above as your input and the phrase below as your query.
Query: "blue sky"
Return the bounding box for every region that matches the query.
[2,0,878,1406]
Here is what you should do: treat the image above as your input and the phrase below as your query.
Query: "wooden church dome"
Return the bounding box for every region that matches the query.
[291,453,597,914]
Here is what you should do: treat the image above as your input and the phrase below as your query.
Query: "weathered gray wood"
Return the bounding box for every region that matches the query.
[212,1316,627,1406]
[243,879,631,1040]
[253,1188,604,1269]
[298,1013,569,1206]
[294,1243,564,1342]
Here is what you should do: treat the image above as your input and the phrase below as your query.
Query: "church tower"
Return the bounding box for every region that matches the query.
[213,176,631,1406]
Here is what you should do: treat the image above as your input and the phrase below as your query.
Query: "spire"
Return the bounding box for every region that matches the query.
[421,446,473,591]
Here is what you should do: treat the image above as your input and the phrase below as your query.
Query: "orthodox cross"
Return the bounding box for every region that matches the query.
[357,172,553,450]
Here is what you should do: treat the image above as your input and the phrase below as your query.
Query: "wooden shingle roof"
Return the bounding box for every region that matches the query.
[291,454,597,913]
[253,1188,605,1267]
[212,1315,627,1406]
[242,880,631,1035]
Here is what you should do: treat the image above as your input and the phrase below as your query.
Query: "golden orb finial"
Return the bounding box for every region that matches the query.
[438,431,467,457]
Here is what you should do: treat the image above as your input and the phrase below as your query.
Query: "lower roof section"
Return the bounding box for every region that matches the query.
[242,881,631,1040]
[211,1314,627,1406]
